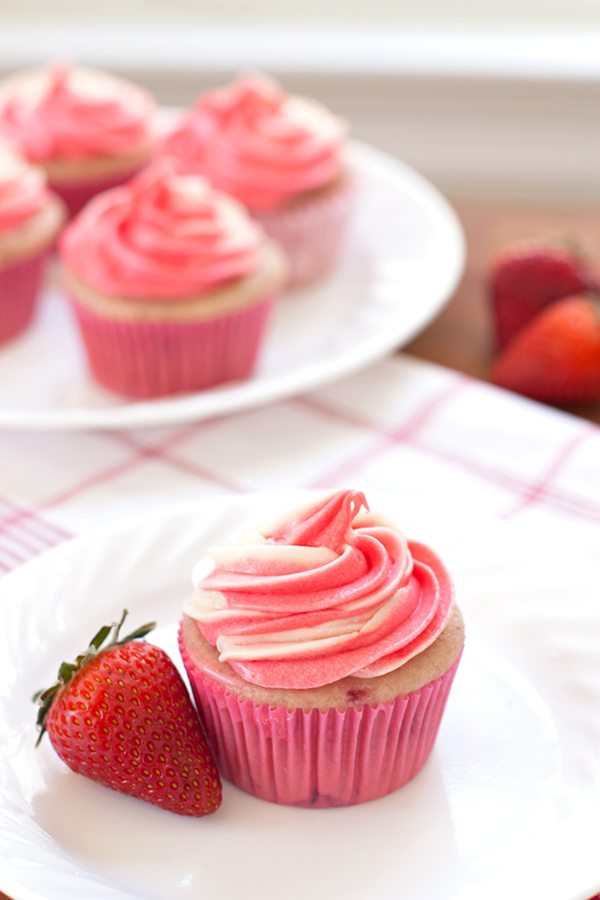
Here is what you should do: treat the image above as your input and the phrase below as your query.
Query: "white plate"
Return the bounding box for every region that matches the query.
[1,491,599,900]
[0,142,464,431]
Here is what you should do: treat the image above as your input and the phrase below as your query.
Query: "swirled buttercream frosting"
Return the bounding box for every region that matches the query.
[0,147,49,231]
[0,64,155,163]
[164,74,346,212]
[60,159,263,300]
[183,490,454,689]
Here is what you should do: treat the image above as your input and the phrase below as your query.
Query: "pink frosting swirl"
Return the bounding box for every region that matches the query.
[184,490,454,690]
[60,160,263,300]
[0,147,50,231]
[0,64,155,163]
[164,74,346,212]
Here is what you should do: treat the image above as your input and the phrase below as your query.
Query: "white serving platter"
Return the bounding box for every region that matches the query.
[0,142,464,430]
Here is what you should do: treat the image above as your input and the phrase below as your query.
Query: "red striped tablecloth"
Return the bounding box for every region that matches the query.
[0,354,597,570]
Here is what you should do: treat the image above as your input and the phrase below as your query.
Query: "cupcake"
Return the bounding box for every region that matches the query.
[180,489,464,808]
[164,74,352,287]
[60,159,288,398]
[0,63,157,218]
[0,147,65,345]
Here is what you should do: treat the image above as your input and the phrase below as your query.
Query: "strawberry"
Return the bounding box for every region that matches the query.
[33,610,221,817]
[491,295,600,404]
[489,243,597,350]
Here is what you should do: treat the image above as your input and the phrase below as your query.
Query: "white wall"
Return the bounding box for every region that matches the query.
[0,3,598,203]
[0,0,600,27]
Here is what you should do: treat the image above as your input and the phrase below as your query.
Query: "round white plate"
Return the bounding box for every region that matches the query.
[0,141,464,431]
[1,491,599,900]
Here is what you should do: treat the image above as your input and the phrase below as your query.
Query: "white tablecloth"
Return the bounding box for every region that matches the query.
[0,354,597,571]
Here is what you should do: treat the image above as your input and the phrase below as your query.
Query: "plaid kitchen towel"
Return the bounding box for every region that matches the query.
[0,354,597,571]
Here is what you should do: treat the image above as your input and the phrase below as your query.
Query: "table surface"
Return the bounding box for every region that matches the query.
[405,198,600,425]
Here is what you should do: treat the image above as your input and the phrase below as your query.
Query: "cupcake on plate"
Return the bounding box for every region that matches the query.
[0,147,65,345]
[164,74,352,287]
[0,63,157,218]
[60,159,288,398]
[180,489,464,808]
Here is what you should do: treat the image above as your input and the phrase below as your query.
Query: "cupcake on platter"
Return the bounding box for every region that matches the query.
[164,74,352,287]
[180,489,464,808]
[59,158,288,398]
[0,147,65,345]
[0,63,157,218]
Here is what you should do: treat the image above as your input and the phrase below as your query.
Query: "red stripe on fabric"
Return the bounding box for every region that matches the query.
[0,538,29,566]
[110,416,226,454]
[7,422,220,515]
[411,435,600,524]
[0,500,71,542]
[113,428,244,492]
[1,527,49,557]
[501,427,596,518]
[0,509,72,552]
[301,386,600,525]
[295,395,377,431]
[0,498,73,573]
[148,452,244,492]
[0,418,240,542]
[304,378,468,488]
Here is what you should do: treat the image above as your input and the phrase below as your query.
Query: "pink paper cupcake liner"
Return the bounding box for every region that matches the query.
[0,250,49,345]
[50,166,144,219]
[180,631,462,808]
[254,178,353,289]
[70,293,277,399]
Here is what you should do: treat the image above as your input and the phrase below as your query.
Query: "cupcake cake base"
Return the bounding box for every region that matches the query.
[179,606,464,808]
[64,239,287,399]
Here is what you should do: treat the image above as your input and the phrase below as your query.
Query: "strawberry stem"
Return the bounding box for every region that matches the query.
[33,610,156,747]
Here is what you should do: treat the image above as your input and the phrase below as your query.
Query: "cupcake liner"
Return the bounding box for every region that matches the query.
[180,630,462,808]
[254,178,353,288]
[0,250,49,345]
[50,167,144,219]
[69,292,277,399]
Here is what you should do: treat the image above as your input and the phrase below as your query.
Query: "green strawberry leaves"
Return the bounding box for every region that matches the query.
[33,609,156,746]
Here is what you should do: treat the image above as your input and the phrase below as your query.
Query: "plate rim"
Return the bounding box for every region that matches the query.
[0,140,465,432]
[0,492,599,900]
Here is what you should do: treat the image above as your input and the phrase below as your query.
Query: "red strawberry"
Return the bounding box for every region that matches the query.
[489,243,597,350]
[491,295,600,404]
[34,610,221,816]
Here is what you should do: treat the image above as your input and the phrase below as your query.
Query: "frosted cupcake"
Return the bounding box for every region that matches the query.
[60,159,287,398]
[165,74,351,287]
[0,147,65,344]
[0,64,157,218]
[180,490,464,808]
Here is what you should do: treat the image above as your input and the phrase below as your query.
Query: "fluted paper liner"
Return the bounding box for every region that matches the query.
[180,629,462,808]
[69,292,277,399]
[0,250,49,345]
[254,177,353,288]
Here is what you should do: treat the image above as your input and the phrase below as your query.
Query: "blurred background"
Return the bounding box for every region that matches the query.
[0,0,598,203]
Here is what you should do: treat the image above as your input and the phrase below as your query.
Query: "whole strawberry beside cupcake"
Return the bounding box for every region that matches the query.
[0,146,65,344]
[34,610,222,817]
[59,159,288,398]
[0,63,157,218]
[180,489,464,808]
[165,74,352,287]
[489,241,600,406]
